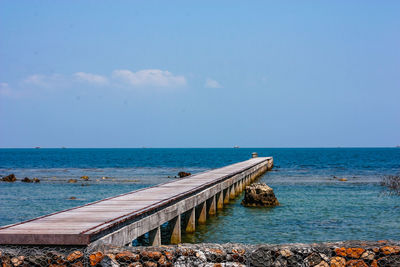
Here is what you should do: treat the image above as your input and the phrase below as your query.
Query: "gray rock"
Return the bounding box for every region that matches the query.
[203,247,226,262]
[273,255,288,266]
[303,252,322,267]
[195,250,207,262]
[225,262,246,267]
[100,254,120,267]
[249,247,274,267]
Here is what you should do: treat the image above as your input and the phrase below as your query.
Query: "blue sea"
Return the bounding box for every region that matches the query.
[0,148,399,244]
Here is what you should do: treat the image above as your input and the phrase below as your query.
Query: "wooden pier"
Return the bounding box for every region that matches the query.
[0,155,273,248]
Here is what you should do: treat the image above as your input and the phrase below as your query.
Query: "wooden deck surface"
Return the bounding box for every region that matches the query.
[0,157,270,245]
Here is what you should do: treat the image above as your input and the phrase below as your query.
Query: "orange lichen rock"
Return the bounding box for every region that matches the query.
[115,251,140,261]
[334,247,365,258]
[163,251,174,261]
[380,246,400,255]
[141,251,162,260]
[143,261,157,267]
[345,259,368,267]
[345,248,365,258]
[334,248,347,257]
[66,251,83,262]
[330,256,346,267]
[370,259,378,267]
[89,251,104,266]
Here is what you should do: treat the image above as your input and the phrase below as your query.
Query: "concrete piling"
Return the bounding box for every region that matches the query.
[230,184,236,199]
[149,226,161,246]
[198,201,207,224]
[170,215,181,244]
[208,195,217,216]
[184,208,196,233]
[216,191,224,210]
[224,187,230,204]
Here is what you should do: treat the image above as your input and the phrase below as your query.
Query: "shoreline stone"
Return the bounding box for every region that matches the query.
[0,240,399,266]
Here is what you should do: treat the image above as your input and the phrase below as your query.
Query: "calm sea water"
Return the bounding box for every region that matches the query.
[0,148,399,244]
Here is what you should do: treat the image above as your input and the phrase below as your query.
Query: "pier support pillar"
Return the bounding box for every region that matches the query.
[238,180,243,193]
[170,215,181,244]
[230,184,236,199]
[208,195,216,216]
[198,201,207,224]
[184,208,196,233]
[224,188,230,204]
[149,226,161,246]
[216,191,224,210]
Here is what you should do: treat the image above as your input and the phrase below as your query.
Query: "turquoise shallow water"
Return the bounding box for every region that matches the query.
[0,148,399,243]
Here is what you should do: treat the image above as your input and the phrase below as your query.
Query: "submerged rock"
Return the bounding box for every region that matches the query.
[241,183,279,207]
[81,175,89,180]
[32,177,40,183]
[2,174,17,182]
[68,179,78,183]
[178,172,191,178]
[21,177,33,183]
[333,176,348,182]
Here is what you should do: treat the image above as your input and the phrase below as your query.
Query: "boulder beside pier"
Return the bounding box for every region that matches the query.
[241,183,279,207]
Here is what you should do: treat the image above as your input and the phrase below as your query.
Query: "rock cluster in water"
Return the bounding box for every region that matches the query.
[0,241,398,266]
[21,177,40,183]
[241,183,279,207]
[1,174,40,183]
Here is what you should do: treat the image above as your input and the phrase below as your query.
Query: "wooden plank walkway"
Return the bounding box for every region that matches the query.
[0,157,272,246]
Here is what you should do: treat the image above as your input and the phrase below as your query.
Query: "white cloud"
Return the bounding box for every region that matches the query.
[112,69,186,88]
[23,74,66,88]
[204,78,222,88]
[1,69,187,98]
[74,72,108,85]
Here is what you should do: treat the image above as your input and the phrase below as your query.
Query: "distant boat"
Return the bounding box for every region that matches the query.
[396,145,400,148]
[61,147,67,149]
[233,145,240,149]
[34,146,40,149]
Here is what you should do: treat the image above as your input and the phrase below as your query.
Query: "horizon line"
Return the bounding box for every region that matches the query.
[0,146,398,149]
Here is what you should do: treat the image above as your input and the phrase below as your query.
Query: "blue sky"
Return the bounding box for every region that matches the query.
[1,1,399,148]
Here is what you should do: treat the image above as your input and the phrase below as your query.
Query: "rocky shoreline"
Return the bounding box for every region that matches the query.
[1,240,399,266]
